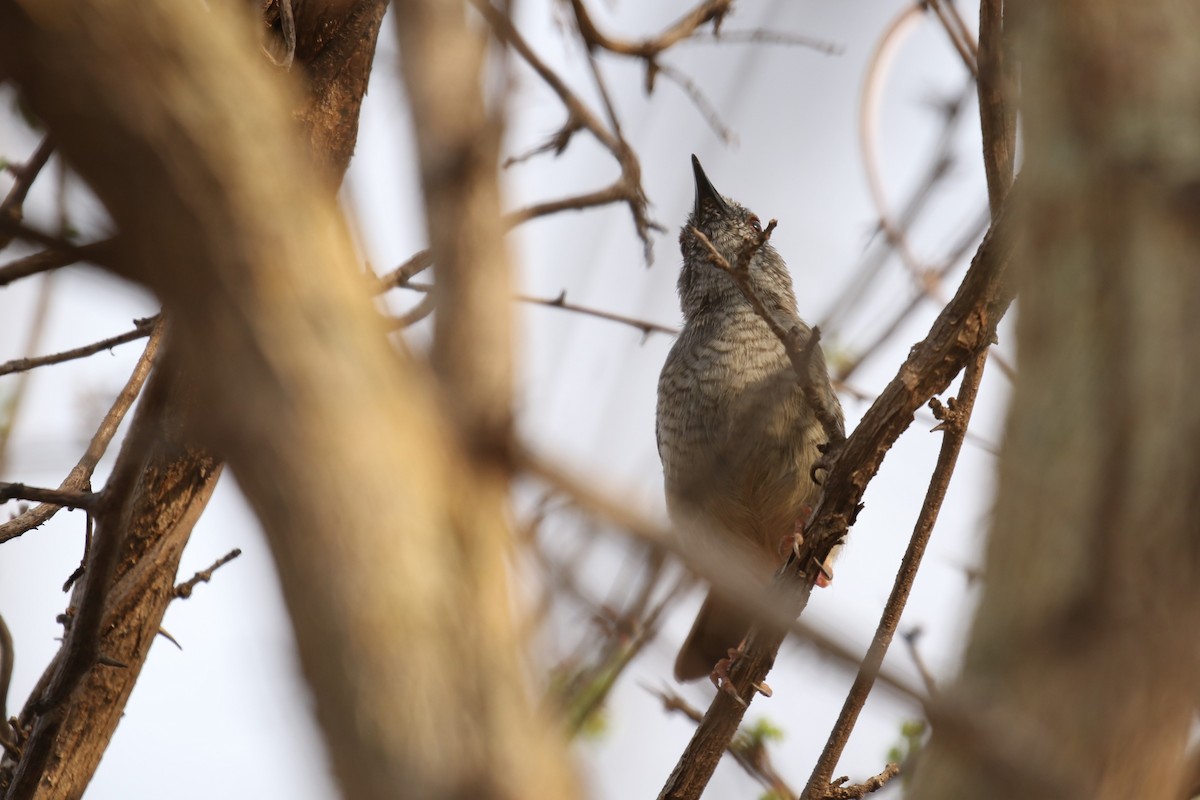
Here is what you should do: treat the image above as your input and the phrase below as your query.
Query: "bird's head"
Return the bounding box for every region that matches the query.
[677,155,798,321]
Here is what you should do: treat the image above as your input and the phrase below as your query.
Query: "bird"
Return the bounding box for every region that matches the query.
[656,155,844,683]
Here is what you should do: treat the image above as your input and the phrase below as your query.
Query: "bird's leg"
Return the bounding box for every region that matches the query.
[779,509,834,587]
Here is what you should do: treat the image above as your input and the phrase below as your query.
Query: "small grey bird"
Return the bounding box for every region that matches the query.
[657,155,844,683]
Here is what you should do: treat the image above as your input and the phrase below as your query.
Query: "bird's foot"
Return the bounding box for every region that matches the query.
[779,514,833,588]
[810,437,845,485]
[710,642,748,706]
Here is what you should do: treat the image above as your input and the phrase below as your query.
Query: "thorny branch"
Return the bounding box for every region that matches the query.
[401,280,676,338]
[651,686,797,799]
[0,321,163,544]
[0,315,157,377]
[799,347,989,800]
[471,0,661,260]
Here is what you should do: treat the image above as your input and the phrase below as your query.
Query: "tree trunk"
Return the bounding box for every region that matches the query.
[907,3,1200,798]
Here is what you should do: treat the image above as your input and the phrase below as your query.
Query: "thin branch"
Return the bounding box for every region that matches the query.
[977,0,1017,217]
[472,0,660,260]
[800,347,988,800]
[0,240,113,288]
[656,183,1018,800]
[927,0,978,77]
[684,30,843,54]
[518,290,676,338]
[0,320,164,544]
[901,627,940,697]
[0,315,157,377]
[0,136,54,250]
[655,62,736,144]
[399,281,677,338]
[0,269,54,476]
[173,548,243,599]
[569,0,731,59]
[0,483,98,511]
[374,248,432,293]
[650,686,797,799]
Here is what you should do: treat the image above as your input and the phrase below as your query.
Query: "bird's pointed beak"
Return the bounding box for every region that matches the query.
[692,154,728,218]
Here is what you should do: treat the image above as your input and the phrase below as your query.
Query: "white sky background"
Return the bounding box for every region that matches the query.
[0,2,1011,798]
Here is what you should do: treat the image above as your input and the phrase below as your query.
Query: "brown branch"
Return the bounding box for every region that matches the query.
[173,548,242,599]
[0,240,113,288]
[569,0,731,60]
[0,321,163,544]
[0,483,98,511]
[650,687,796,799]
[800,348,988,800]
[656,183,1018,800]
[518,290,676,338]
[398,280,677,338]
[472,0,659,260]
[824,763,902,799]
[927,0,978,77]
[0,136,54,250]
[374,248,432,292]
[10,364,168,795]
[685,29,843,54]
[977,0,1017,217]
[0,315,157,377]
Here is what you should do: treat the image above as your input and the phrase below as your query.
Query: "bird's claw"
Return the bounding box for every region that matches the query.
[710,643,748,706]
[811,437,846,485]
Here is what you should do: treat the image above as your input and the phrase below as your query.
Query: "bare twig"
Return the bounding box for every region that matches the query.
[927,0,978,77]
[0,136,54,250]
[0,483,98,510]
[0,269,54,476]
[800,348,988,800]
[174,548,243,599]
[0,240,113,288]
[685,30,843,54]
[374,248,432,293]
[472,0,660,260]
[0,320,164,544]
[901,627,940,697]
[399,280,676,338]
[0,315,157,377]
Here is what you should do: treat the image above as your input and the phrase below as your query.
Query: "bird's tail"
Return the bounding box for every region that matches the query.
[674,589,755,682]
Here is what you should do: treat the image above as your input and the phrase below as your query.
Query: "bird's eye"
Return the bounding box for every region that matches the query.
[749,216,762,233]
